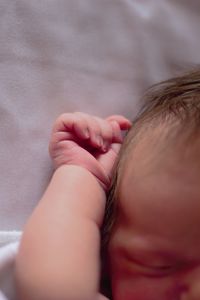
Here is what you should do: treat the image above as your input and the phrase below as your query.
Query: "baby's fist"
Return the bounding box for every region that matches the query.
[49,112,131,190]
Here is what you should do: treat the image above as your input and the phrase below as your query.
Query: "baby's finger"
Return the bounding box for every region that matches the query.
[108,120,123,143]
[75,112,102,149]
[95,143,121,181]
[52,113,89,140]
[94,117,114,152]
[106,115,132,130]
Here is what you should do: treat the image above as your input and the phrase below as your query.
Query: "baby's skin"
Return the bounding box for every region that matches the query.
[15,112,131,300]
[15,112,200,300]
[108,124,200,300]
[49,112,131,190]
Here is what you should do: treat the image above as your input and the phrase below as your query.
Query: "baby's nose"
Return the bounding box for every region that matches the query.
[180,267,200,300]
[181,288,200,300]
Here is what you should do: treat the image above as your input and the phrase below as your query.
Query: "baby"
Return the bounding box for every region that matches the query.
[15,69,200,300]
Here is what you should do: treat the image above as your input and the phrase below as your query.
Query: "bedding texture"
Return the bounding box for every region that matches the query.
[0,1,200,299]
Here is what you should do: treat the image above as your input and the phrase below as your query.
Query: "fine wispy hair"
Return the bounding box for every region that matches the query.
[101,68,200,255]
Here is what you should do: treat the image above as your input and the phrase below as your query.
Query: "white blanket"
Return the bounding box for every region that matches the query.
[1,0,200,299]
[0,233,21,300]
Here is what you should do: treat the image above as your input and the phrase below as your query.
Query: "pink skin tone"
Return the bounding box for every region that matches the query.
[15,112,131,300]
[16,112,200,300]
[49,112,131,190]
[108,128,200,300]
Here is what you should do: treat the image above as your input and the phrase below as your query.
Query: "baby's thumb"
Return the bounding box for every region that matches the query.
[96,143,121,186]
[110,143,121,155]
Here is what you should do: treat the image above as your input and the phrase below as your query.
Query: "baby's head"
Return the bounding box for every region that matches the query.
[103,69,200,300]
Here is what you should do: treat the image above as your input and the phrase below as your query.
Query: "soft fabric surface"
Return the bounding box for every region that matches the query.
[0,240,20,300]
[1,1,200,299]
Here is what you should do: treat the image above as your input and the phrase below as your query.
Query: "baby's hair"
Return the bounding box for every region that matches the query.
[100,68,200,296]
[101,68,200,253]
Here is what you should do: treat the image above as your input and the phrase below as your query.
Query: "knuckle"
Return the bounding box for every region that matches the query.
[57,112,70,120]
[103,123,113,139]
[54,113,71,126]
[74,111,89,119]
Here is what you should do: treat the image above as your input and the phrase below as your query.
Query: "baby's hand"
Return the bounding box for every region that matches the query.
[49,112,131,190]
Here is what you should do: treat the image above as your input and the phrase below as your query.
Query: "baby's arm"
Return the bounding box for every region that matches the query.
[16,165,106,300]
[15,112,131,300]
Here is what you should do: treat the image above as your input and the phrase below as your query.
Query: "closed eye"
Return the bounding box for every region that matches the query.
[147,264,176,272]
[120,247,185,277]
[128,259,178,276]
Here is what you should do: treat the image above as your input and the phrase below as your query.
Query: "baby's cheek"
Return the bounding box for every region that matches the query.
[112,278,158,300]
[112,275,180,300]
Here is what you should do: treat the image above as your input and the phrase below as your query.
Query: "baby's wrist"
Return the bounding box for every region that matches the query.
[54,160,109,192]
[54,164,107,227]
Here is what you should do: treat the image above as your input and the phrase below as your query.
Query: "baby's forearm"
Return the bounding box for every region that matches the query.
[15,165,106,300]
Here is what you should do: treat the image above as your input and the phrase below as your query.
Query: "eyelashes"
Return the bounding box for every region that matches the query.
[127,258,178,277]
[116,247,185,277]
[146,264,176,274]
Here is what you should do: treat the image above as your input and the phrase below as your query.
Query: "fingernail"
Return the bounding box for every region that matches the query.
[98,136,103,147]
[102,142,108,152]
